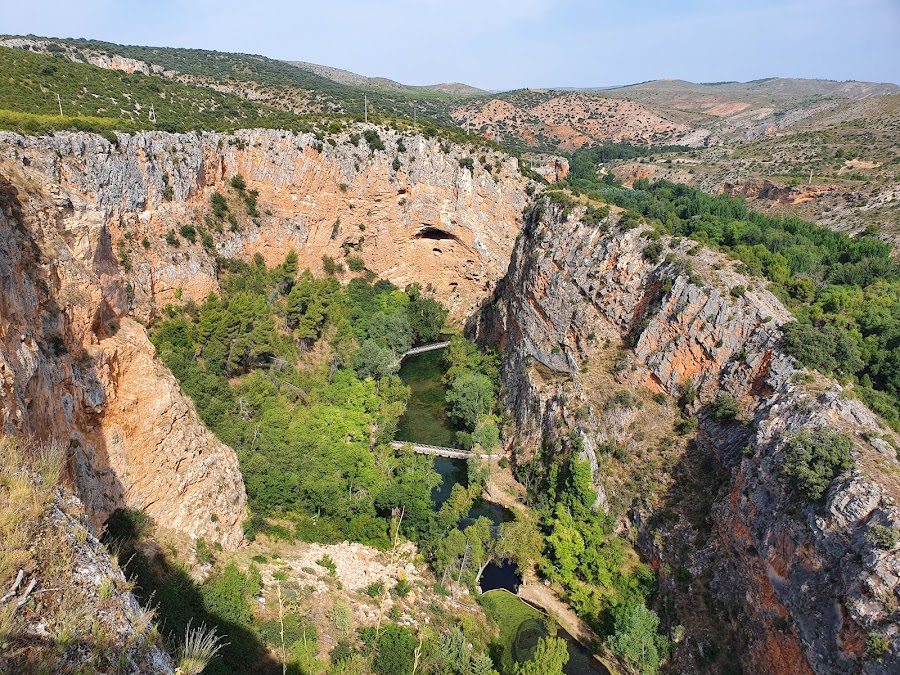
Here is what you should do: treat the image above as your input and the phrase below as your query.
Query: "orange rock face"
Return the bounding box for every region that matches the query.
[0,125,531,548]
[2,128,529,322]
[0,160,246,548]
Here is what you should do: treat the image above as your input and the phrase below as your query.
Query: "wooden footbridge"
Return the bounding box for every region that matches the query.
[401,341,451,359]
[390,441,499,461]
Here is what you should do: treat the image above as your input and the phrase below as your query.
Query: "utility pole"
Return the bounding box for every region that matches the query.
[56,93,63,117]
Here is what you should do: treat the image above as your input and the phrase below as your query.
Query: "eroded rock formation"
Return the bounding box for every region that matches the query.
[0,166,246,548]
[0,127,530,321]
[476,201,900,673]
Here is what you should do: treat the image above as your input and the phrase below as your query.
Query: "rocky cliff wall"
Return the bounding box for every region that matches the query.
[476,201,900,673]
[0,127,530,321]
[0,167,246,548]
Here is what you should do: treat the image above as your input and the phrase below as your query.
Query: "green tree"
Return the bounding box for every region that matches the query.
[781,427,854,500]
[471,420,500,452]
[497,512,543,582]
[465,516,499,585]
[708,395,741,422]
[513,636,569,675]
[354,339,398,381]
[606,603,667,675]
[373,625,416,675]
[446,371,494,430]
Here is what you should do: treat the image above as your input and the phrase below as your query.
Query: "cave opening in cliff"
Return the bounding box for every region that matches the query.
[415,226,460,243]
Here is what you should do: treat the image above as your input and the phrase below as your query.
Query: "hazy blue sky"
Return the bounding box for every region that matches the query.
[5,1,899,89]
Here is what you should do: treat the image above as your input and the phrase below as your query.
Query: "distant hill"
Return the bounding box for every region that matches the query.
[286,60,485,95]
[1,35,897,160]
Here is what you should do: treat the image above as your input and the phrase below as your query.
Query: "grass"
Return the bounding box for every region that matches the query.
[0,437,167,672]
[480,590,547,675]
[177,620,227,675]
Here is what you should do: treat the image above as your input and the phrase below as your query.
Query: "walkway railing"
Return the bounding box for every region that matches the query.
[390,440,499,460]
[401,341,451,359]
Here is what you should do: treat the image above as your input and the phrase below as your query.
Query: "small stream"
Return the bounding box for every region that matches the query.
[397,349,608,675]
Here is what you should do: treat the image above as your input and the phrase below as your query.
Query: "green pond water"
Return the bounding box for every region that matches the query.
[396,349,608,675]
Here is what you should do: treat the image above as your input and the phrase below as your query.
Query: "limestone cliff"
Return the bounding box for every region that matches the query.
[476,200,900,673]
[0,125,529,549]
[0,167,246,548]
[0,127,530,321]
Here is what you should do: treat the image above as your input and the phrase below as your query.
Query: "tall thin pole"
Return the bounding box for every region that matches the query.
[364,95,368,124]
[56,93,63,117]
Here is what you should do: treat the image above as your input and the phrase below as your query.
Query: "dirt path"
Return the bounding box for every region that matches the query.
[518,582,598,648]
[480,464,620,674]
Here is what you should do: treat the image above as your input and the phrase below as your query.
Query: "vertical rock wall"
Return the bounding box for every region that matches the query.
[477,201,900,673]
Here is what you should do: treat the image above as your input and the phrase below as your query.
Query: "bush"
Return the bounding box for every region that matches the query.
[865,631,889,657]
[730,285,746,298]
[781,428,854,500]
[392,577,412,598]
[166,230,180,247]
[365,581,385,598]
[643,241,663,263]
[316,554,337,574]
[363,129,385,151]
[230,174,246,191]
[708,395,741,422]
[194,537,213,565]
[347,255,365,272]
[322,255,338,276]
[179,224,197,244]
[865,525,898,550]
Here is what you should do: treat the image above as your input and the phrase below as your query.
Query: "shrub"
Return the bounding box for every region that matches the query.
[730,285,746,298]
[347,255,365,272]
[865,525,898,550]
[316,554,337,574]
[363,129,385,151]
[210,192,229,219]
[392,577,411,598]
[781,428,854,500]
[194,537,213,565]
[865,631,889,657]
[643,241,664,263]
[322,255,338,276]
[708,395,741,422]
[459,157,474,171]
[165,230,180,247]
[179,224,197,244]
[365,581,384,598]
[675,416,698,435]
[230,174,246,191]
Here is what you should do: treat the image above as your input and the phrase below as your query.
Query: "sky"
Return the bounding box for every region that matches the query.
[4,0,899,90]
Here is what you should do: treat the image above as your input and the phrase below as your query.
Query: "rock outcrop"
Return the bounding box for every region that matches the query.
[0,166,246,548]
[476,200,900,673]
[0,127,530,321]
[0,124,529,548]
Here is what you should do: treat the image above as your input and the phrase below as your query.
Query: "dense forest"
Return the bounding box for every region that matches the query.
[568,176,900,429]
[514,445,666,674]
[147,253,568,674]
[151,253,454,546]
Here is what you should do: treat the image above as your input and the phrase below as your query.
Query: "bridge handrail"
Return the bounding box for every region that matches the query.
[390,440,500,460]
[401,341,451,358]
